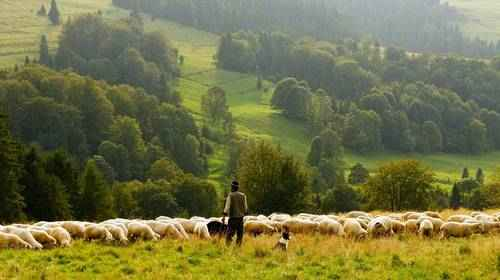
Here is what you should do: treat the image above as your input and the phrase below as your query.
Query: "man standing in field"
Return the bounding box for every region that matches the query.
[223,181,248,246]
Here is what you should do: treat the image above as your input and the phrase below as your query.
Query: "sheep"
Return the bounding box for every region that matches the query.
[102,224,128,245]
[344,211,370,219]
[145,221,185,240]
[447,215,472,223]
[440,222,483,239]
[45,227,72,247]
[60,221,85,239]
[269,213,291,222]
[474,214,497,223]
[367,217,393,238]
[406,213,426,221]
[244,221,276,236]
[416,216,444,232]
[343,219,367,240]
[418,219,434,238]
[0,232,33,249]
[174,218,197,234]
[424,211,442,220]
[84,225,113,243]
[318,219,344,236]
[402,212,419,221]
[127,222,159,241]
[282,219,319,234]
[389,219,406,234]
[28,229,57,248]
[1,226,43,249]
[405,220,418,234]
[193,222,211,240]
[167,221,189,239]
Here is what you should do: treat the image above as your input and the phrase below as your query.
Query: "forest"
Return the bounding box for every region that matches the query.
[113,0,500,57]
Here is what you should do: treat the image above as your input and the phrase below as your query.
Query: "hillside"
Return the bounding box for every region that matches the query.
[447,0,500,42]
[0,0,499,187]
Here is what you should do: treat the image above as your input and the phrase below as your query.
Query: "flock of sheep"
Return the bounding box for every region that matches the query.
[1,210,499,250]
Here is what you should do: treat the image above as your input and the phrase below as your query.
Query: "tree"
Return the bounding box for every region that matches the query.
[147,158,183,181]
[476,168,485,184]
[79,160,114,221]
[172,175,218,217]
[39,35,51,67]
[321,184,360,213]
[201,87,229,124]
[465,119,488,154]
[419,121,442,153]
[0,114,25,222]
[97,141,130,181]
[133,180,179,219]
[462,167,469,179]
[343,108,383,153]
[449,183,461,209]
[20,147,71,221]
[37,4,47,16]
[237,141,311,214]
[481,182,500,208]
[307,136,322,166]
[364,160,436,211]
[348,163,369,185]
[48,0,61,25]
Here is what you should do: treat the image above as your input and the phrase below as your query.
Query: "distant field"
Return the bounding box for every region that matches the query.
[0,0,125,67]
[447,0,500,41]
[1,235,499,279]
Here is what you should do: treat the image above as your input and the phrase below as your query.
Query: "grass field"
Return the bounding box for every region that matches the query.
[447,0,500,41]
[1,234,499,279]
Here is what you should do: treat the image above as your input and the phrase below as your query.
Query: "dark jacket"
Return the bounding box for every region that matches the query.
[224,191,248,218]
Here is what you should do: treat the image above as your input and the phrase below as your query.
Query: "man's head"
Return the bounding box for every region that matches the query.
[231,181,239,192]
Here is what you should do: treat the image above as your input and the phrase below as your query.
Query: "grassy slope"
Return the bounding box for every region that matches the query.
[446,0,500,41]
[0,0,499,186]
[0,235,499,279]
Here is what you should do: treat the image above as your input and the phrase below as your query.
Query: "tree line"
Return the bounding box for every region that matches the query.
[217,31,500,155]
[113,0,500,58]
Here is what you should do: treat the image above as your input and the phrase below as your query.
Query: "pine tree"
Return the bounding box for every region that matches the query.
[79,160,114,221]
[39,35,50,66]
[450,183,461,209]
[476,168,485,184]
[0,114,25,223]
[462,167,469,179]
[48,0,61,25]
[37,4,47,16]
[24,56,30,65]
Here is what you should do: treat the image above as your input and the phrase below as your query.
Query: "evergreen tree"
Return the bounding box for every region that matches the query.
[24,56,30,65]
[449,183,461,209]
[39,35,51,66]
[348,163,370,185]
[476,168,485,184]
[20,147,72,221]
[37,4,47,16]
[79,160,114,221]
[307,136,322,167]
[0,114,25,222]
[462,167,469,179]
[48,0,61,25]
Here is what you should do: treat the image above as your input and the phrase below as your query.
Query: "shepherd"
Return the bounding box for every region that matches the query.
[223,181,248,246]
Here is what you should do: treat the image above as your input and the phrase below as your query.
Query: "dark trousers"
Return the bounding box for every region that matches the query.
[226,217,244,246]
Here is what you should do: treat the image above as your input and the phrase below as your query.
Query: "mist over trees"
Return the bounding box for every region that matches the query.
[113,0,500,58]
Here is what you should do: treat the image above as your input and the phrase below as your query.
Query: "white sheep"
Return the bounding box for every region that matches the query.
[440,222,483,239]
[1,226,43,249]
[127,222,159,241]
[45,227,72,247]
[193,222,211,240]
[244,221,276,236]
[343,219,367,240]
[0,232,32,249]
[418,219,434,238]
[84,224,114,243]
[318,219,344,236]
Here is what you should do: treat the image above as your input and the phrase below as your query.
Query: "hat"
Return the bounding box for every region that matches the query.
[231,181,239,189]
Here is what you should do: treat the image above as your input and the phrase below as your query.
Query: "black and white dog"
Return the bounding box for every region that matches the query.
[274,227,291,251]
